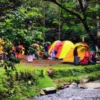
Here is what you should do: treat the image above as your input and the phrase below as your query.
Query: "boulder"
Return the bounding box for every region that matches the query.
[40,89,45,95]
[69,82,78,88]
[80,82,100,89]
[58,84,69,90]
[79,77,89,84]
[43,87,56,94]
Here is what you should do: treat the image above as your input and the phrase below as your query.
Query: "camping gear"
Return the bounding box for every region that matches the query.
[51,50,56,59]
[63,42,90,63]
[15,45,24,58]
[27,55,33,62]
[56,41,74,59]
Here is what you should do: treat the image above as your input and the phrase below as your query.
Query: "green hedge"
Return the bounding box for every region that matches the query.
[48,64,100,78]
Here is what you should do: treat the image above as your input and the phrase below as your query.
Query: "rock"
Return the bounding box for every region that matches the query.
[34,88,100,100]
[40,89,45,95]
[23,98,28,100]
[80,82,100,89]
[43,87,56,94]
[69,82,78,88]
[46,68,54,75]
[80,77,89,84]
[93,80,100,83]
[58,85,69,90]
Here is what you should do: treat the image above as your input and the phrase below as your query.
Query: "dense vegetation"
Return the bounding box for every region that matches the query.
[0,64,100,100]
[0,0,100,46]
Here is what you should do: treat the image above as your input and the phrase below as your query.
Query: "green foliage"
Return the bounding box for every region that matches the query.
[0,0,100,43]
[0,66,56,99]
[0,63,100,99]
[48,64,100,79]
[19,82,39,97]
[0,6,44,48]
[0,40,20,74]
[35,77,55,89]
[27,45,35,55]
[0,0,9,3]
[35,69,56,88]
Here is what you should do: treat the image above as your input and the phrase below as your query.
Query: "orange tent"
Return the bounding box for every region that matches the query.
[62,42,90,63]
[56,41,74,59]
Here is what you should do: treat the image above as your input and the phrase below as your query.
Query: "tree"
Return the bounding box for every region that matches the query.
[44,0,100,48]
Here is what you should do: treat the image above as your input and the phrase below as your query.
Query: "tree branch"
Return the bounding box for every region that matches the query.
[45,0,83,21]
[78,0,86,20]
[45,0,97,44]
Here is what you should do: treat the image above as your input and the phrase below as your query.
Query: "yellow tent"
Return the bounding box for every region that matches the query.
[56,41,74,59]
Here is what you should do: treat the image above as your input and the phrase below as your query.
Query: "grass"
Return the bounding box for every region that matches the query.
[54,71,100,86]
[15,63,100,82]
[15,63,100,86]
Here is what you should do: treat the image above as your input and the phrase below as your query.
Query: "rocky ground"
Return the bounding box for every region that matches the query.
[34,87,100,100]
[34,80,100,100]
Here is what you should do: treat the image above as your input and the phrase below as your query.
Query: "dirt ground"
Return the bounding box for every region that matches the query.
[18,55,100,67]
[19,55,62,67]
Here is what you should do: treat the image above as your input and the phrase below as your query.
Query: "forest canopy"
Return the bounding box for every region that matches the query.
[0,0,100,47]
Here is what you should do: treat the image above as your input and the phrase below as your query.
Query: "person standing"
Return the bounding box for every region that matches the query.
[73,47,80,65]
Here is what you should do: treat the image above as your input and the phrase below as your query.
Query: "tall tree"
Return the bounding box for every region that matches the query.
[44,0,100,48]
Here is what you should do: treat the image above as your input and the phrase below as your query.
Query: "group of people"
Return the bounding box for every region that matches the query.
[73,47,96,65]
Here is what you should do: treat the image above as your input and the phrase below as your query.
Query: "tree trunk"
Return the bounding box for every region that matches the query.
[81,19,97,45]
[58,23,61,40]
[43,3,46,43]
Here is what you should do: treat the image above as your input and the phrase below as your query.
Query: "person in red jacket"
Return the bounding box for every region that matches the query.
[81,56,89,65]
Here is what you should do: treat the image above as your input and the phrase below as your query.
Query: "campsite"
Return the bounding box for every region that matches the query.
[0,0,100,100]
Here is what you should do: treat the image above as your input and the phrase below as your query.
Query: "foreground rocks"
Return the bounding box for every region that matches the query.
[34,80,100,100]
[80,82,100,89]
[34,87,100,100]
[40,87,56,95]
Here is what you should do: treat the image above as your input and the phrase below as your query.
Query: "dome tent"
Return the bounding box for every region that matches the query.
[62,42,90,63]
[48,40,62,55]
[56,41,74,59]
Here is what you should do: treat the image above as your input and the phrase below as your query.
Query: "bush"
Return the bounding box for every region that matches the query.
[49,64,100,79]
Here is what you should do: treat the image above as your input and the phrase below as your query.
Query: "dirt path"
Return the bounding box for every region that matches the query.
[19,55,62,67]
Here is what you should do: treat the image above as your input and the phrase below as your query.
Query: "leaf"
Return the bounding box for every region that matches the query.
[62,24,69,31]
